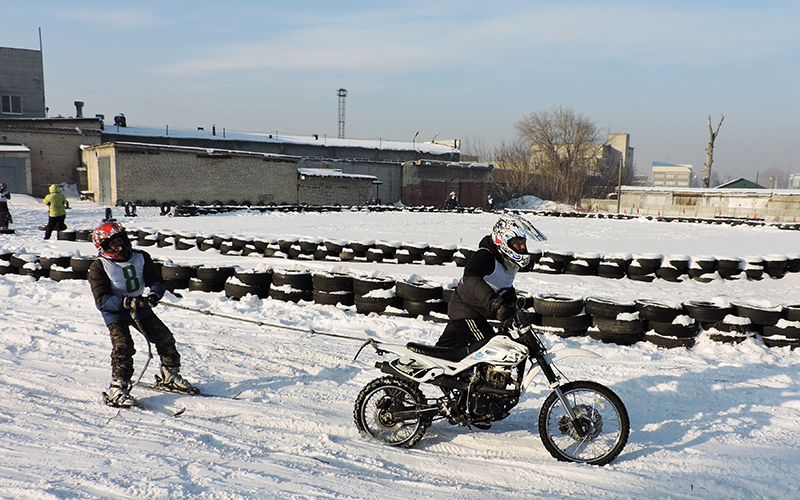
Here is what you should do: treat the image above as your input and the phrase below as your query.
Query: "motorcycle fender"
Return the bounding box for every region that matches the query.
[521,348,600,393]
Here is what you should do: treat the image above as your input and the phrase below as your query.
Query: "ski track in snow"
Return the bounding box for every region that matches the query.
[1,196,800,499]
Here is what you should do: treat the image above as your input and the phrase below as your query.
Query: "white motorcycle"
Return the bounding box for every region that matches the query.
[353,310,630,465]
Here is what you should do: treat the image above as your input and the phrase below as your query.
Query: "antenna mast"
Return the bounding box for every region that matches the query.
[337,88,347,139]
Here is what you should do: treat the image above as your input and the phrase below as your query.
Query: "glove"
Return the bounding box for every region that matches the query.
[122,296,149,310]
[147,292,161,307]
[489,297,515,322]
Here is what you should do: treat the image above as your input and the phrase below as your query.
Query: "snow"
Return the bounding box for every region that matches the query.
[2,194,800,499]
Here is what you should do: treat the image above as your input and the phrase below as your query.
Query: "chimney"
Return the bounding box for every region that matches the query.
[74,101,84,118]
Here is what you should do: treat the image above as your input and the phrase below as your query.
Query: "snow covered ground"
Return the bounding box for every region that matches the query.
[2,194,800,500]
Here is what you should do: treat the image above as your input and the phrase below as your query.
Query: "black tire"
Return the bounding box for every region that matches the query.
[272,270,313,290]
[655,266,684,282]
[644,333,696,349]
[762,324,800,339]
[585,297,637,319]
[354,376,432,448]
[564,261,596,275]
[597,262,626,279]
[682,301,734,323]
[395,281,443,301]
[188,278,225,293]
[313,290,354,306]
[268,287,312,303]
[355,294,395,314]
[70,256,97,273]
[533,295,584,317]
[593,316,644,335]
[731,302,783,326]
[588,329,642,346]
[403,298,446,317]
[541,313,592,331]
[646,320,699,338]
[538,380,630,465]
[224,281,266,300]
[196,266,236,282]
[39,255,72,270]
[762,337,800,348]
[234,270,273,288]
[353,276,396,296]
[312,273,354,292]
[783,304,800,322]
[422,252,444,265]
[634,299,684,323]
[48,268,83,281]
[161,264,196,281]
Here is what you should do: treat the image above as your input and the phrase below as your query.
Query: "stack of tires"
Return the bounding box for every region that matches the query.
[40,254,73,281]
[225,267,272,300]
[269,269,313,302]
[762,304,800,348]
[597,254,630,279]
[396,243,428,264]
[312,272,354,306]
[637,300,698,348]
[9,252,46,279]
[353,276,398,314]
[535,250,573,274]
[716,256,744,280]
[395,280,446,317]
[190,266,235,292]
[586,297,643,346]
[532,294,589,338]
[682,300,739,342]
[687,256,718,282]
[656,255,689,282]
[69,255,96,280]
[161,263,197,291]
[564,252,600,276]
[628,254,661,282]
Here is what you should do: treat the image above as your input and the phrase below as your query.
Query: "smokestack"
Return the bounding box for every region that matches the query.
[74,101,84,118]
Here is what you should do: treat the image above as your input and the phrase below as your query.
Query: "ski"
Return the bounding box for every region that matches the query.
[137,381,242,399]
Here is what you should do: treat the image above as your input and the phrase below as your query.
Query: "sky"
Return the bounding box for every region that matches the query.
[4,1,800,182]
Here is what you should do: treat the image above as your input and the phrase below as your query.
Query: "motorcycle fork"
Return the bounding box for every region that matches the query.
[534,354,583,436]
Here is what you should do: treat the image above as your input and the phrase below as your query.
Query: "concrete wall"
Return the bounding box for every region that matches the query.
[0,47,46,118]
[319,159,401,204]
[582,187,800,221]
[297,173,374,206]
[82,142,300,206]
[0,117,103,196]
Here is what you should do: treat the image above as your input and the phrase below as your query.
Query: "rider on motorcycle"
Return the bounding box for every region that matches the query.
[436,213,546,348]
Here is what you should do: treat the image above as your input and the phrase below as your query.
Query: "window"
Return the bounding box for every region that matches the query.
[1,95,22,115]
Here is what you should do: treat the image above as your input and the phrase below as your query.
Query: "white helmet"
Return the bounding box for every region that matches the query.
[492,214,547,267]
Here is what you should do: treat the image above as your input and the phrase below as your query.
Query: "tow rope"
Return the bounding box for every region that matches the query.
[160,301,370,342]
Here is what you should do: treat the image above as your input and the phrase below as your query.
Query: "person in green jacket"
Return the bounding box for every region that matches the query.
[43,184,70,239]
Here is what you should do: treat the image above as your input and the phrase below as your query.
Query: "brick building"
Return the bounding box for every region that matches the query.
[0,47,46,119]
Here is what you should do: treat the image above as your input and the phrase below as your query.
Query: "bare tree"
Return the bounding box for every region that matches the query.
[490,139,537,202]
[702,115,724,188]
[515,107,602,203]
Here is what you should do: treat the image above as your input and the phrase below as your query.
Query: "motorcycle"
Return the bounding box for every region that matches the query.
[353,308,630,465]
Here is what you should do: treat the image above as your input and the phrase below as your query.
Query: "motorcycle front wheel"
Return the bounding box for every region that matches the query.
[354,376,431,448]
[539,380,630,465]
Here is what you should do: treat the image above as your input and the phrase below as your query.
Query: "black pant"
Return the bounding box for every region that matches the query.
[108,315,181,382]
[43,215,66,239]
[436,317,496,348]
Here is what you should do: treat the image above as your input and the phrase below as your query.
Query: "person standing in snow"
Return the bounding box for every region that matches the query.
[0,182,11,229]
[443,191,459,210]
[42,184,69,239]
[436,213,546,348]
[88,221,197,407]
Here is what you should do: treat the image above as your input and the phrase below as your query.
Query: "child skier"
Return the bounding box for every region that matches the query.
[88,220,197,407]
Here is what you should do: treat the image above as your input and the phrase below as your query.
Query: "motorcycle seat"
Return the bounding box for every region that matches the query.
[407,337,491,362]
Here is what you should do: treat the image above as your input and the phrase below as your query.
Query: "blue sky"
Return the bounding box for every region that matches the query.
[5,1,800,181]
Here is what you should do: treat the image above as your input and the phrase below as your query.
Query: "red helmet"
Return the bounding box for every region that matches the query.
[93,221,132,261]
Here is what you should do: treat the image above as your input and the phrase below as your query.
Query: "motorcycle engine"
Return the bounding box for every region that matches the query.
[467,366,519,422]
[485,365,512,390]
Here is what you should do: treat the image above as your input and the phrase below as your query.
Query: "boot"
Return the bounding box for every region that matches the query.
[157,366,199,394]
[104,380,136,408]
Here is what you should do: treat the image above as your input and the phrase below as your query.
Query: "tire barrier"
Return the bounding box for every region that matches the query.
[4,246,800,349]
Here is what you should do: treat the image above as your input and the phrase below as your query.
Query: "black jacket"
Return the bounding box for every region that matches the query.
[447,235,518,320]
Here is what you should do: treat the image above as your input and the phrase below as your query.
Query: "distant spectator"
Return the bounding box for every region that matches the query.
[43,184,70,240]
[0,182,11,229]
[443,191,459,210]
[486,195,495,211]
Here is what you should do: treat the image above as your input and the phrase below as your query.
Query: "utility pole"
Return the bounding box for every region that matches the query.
[337,88,347,139]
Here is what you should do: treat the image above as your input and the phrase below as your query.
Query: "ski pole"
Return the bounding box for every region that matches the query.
[160,301,370,342]
[130,307,153,389]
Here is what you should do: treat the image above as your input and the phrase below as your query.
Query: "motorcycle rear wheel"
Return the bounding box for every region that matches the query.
[539,380,629,465]
[354,376,431,448]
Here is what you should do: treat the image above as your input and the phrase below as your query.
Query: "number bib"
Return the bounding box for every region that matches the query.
[100,252,146,296]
